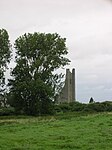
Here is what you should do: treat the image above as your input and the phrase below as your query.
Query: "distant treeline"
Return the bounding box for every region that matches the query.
[0,101,112,116]
[55,101,112,114]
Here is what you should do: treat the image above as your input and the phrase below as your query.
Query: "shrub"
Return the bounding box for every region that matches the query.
[59,103,71,112]
[55,101,112,114]
[102,101,112,112]
[69,102,86,111]
[0,107,15,116]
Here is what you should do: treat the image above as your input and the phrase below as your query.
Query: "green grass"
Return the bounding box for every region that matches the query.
[0,112,112,150]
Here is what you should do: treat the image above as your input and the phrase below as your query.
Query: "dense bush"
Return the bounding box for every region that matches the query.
[83,102,105,112]
[55,101,112,113]
[0,107,15,116]
[55,103,71,113]
[54,102,85,113]
[69,102,86,111]
[102,101,112,111]
[0,101,112,116]
[83,101,112,112]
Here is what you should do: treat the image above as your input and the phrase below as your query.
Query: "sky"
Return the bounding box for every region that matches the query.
[0,0,112,103]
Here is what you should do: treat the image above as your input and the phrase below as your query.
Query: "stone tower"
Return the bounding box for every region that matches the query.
[57,68,76,103]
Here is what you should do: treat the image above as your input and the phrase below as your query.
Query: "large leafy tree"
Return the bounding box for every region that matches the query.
[9,32,70,115]
[0,29,11,92]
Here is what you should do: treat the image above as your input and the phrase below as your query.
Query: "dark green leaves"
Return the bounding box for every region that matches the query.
[0,29,11,89]
[9,32,70,115]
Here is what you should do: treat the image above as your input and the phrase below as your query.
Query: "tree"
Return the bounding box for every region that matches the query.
[89,97,95,103]
[9,32,70,115]
[0,29,11,95]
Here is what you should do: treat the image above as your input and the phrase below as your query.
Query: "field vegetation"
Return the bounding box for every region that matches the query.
[0,112,112,150]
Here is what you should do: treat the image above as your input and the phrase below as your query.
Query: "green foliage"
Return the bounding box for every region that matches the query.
[57,103,71,113]
[69,102,86,111]
[0,113,112,150]
[83,101,112,112]
[54,102,86,113]
[8,32,70,115]
[0,107,15,116]
[102,101,112,111]
[55,101,112,113]
[0,29,11,90]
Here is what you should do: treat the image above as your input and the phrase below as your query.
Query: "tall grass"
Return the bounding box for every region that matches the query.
[0,112,112,150]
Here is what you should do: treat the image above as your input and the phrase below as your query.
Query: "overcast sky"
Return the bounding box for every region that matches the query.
[1,0,112,103]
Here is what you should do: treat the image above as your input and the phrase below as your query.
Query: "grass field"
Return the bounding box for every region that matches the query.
[0,112,112,150]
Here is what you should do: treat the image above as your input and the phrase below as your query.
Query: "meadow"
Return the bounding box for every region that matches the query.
[0,112,112,150]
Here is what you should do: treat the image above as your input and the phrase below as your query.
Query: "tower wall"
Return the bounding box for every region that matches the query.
[57,68,76,103]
